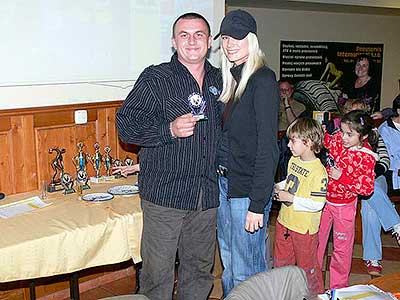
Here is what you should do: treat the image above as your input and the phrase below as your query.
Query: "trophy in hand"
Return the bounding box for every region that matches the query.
[88,142,104,183]
[48,147,66,192]
[188,92,207,120]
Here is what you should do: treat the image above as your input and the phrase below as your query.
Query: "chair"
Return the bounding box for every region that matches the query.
[225,266,309,300]
[99,295,150,300]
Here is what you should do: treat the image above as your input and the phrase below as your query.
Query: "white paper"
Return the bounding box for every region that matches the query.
[318,284,396,300]
[0,196,52,219]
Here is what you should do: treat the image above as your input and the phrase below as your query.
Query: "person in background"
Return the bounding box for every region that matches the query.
[274,118,327,296]
[342,54,379,113]
[277,79,307,180]
[278,79,306,132]
[342,99,400,276]
[116,12,222,300]
[317,110,377,289]
[378,94,400,242]
[214,9,279,296]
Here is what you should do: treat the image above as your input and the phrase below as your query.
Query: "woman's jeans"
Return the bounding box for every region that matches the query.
[361,175,400,260]
[217,176,272,296]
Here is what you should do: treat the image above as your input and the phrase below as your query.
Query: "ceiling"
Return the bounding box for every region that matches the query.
[226,0,400,16]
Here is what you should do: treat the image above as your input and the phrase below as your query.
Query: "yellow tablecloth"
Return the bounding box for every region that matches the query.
[0,177,142,283]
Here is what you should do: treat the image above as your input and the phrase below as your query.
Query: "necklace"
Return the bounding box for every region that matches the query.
[356,77,369,86]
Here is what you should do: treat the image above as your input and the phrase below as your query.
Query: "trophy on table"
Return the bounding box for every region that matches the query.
[124,156,135,167]
[61,173,75,195]
[72,141,90,189]
[48,147,66,192]
[103,145,115,180]
[89,142,104,183]
[113,159,122,179]
[76,169,90,190]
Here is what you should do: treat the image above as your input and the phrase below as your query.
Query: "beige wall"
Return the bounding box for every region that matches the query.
[0,1,225,110]
[229,6,400,108]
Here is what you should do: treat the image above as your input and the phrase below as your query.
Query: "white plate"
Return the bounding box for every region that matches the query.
[107,185,139,195]
[82,192,114,202]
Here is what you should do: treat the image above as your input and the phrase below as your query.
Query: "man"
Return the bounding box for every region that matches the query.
[277,79,306,180]
[278,79,306,131]
[116,13,222,300]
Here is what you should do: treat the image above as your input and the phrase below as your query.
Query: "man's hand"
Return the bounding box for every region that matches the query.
[112,164,140,177]
[245,211,264,233]
[170,113,199,138]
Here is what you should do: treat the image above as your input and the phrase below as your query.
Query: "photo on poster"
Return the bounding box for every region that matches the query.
[280,41,383,113]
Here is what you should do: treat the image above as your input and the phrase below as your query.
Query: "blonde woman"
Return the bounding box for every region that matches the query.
[214,10,280,296]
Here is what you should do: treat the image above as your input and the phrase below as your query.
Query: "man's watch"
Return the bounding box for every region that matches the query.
[285,106,291,110]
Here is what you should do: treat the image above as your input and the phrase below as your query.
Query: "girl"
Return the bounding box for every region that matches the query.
[317,109,377,289]
[214,9,280,296]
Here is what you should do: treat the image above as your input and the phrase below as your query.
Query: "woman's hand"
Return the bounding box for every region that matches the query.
[245,211,264,233]
[112,164,140,178]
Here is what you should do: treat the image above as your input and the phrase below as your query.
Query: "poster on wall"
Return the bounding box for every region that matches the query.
[280,41,384,113]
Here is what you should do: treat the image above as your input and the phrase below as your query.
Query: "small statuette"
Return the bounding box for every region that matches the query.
[103,146,115,180]
[76,169,90,190]
[48,147,66,192]
[73,141,88,172]
[188,92,207,120]
[124,156,135,167]
[113,159,122,179]
[61,173,75,195]
[89,142,104,183]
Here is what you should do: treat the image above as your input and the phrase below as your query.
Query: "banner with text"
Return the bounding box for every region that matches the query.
[280,41,383,112]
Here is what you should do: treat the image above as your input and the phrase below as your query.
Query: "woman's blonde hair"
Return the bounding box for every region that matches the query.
[342,98,368,114]
[219,33,267,103]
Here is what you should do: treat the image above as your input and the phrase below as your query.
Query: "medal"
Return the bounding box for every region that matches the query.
[188,92,207,120]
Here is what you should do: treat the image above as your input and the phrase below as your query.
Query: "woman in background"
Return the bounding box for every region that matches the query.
[343,55,379,113]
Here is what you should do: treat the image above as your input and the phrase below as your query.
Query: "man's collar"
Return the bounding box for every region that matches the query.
[170,52,213,76]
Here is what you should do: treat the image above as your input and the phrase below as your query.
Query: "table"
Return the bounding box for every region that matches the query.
[368,271,400,294]
[0,177,143,299]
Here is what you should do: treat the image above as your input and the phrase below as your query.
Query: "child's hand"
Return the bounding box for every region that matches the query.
[321,124,327,133]
[329,166,342,180]
[276,190,294,203]
[274,184,281,195]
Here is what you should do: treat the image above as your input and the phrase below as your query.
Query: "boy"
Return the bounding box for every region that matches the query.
[274,118,327,295]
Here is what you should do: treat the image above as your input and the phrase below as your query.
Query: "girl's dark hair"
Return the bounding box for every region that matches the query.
[341,109,378,147]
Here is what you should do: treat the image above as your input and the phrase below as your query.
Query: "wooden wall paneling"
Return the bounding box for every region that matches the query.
[35,122,98,186]
[0,101,126,195]
[78,122,101,178]
[10,115,37,193]
[0,131,13,195]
